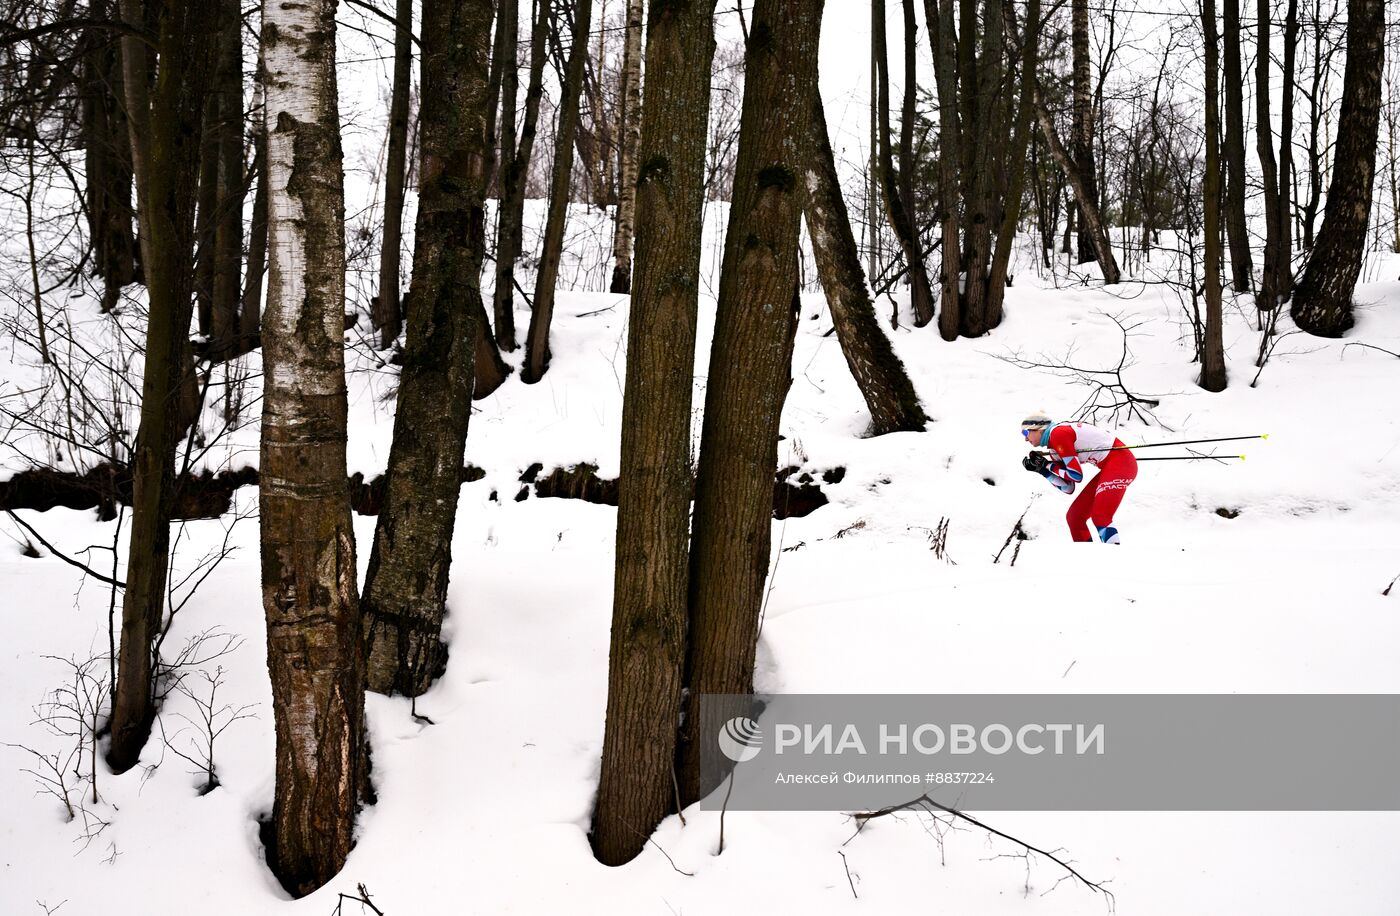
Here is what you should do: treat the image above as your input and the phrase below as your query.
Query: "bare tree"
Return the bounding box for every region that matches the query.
[258,0,364,894]
[372,0,413,349]
[802,90,928,435]
[608,0,643,293]
[591,0,718,869]
[360,0,493,698]
[106,0,214,775]
[1291,0,1385,337]
[523,0,593,383]
[872,0,935,326]
[1200,0,1227,391]
[677,0,824,810]
[1221,0,1251,291]
[492,0,552,353]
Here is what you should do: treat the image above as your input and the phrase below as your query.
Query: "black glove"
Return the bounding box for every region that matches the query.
[1023,451,1049,474]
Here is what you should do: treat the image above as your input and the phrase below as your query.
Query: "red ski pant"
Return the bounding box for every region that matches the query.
[1066,450,1137,542]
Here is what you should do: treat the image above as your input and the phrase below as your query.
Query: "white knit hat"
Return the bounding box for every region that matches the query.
[1020,412,1052,434]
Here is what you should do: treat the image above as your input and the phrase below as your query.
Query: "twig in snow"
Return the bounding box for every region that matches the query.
[3,510,126,587]
[838,851,858,899]
[993,497,1037,565]
[850,794,1114,908]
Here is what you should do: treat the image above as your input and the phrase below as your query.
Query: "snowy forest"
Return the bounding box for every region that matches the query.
[0,0,1397,912]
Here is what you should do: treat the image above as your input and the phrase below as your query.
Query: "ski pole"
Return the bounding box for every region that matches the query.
[1135,454,1246,461]
[1102,434,1267,452]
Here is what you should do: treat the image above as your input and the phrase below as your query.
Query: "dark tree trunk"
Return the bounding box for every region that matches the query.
[209,0,243,360]
[81,0,137,313]
[492,0,551,353]
[608,0,643,294]
[360,0,493,698]
[106,0,213,776]
[1072,0,1099,264]
[986,0,1040,324]
[241,61,267,350]
[873,0,935,327]
[678,0,822,811]
[591,0,718,869]
[1277,0,1298,301]
[522,0,593,383]
[927,0,959,340]
[374,0,413,349]
[1291,0,1384,337]
[1200,0,1227,391]
[1221,0,1252,292]
[194,93,217,337]
[259,0,364,896]
[1256,0,1283,310]
[803,93,927,436]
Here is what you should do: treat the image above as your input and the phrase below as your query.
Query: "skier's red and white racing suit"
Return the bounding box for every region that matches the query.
[1043,422,1137,542]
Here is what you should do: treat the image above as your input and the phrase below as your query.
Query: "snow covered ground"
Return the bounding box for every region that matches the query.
[4,3,1400,911]
[3,232,1399,913]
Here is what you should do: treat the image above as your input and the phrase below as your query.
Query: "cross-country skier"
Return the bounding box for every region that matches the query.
[1020,414,1137,544]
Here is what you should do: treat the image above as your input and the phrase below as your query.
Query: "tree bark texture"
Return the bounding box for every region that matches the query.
[1201,0,1228,391]
[258,0,365,895]
[209,0,244,361]
[360,0,493,698]
[106,0,213,776]
[374,0,413,349]
[1071,0,1099,264]
[1291,0,1383,338]
[678,0,823,808]
[803,93,927,436]
[591,0,718,869]
[492,0,552,353]
[242,63,268,349]
[1221,0,1252,292]
[609,0,644,293]
[523,0,594,383]
[1256,0,1283,310]
[926,0,960,340]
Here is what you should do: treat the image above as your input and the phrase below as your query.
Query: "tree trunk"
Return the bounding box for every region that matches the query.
[82,0,137,313]
[678,0,822,811]
[872,0,935,327]
[241,60,267,350]
[802,93,927,436]
[374,0,413,349]
[1221,0,1252,292]
[958,0,1004,337]
[608,0,644,293]
[259,0,364,896]
[361,0,493,698]
[492,0,551,353]
[1072,0,1099,264]
[1277,0,1298,301]
[591,0,718,869]
[1291,0,1384,338]
[209,0,243,360]
[1200,0,1228,391]
[985,0,1040,325]
[522,0,593,383]
[106,0,213,776]
[1032,84,1121,284]
[1256,0,1282,310]
[927,0,960,340]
